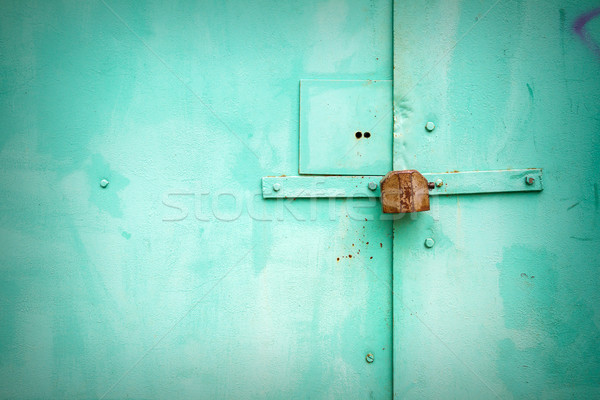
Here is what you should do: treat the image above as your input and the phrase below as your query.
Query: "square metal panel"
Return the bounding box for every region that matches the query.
[299,79,392,175]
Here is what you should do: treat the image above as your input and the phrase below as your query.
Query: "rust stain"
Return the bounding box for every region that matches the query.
[380,170,430,213]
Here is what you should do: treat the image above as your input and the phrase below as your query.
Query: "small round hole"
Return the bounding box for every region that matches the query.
[355,131,362,139]
[364,132,371,138]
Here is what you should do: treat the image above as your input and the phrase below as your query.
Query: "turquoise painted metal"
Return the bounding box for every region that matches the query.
[0,0,599,399]
[393,0,600,398]
[299,79,392,175]
[263,176,383,198]
[0,1,393,398]
[262,169,542,198]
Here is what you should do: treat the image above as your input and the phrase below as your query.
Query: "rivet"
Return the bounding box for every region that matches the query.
[424,238,435,248]
[425,121,436,132]
[273,183,281,192]
[428,182,435,190]
[525,176,535,185]
[366,353,374,363]
[100,179,109,188]
[368,181,378,191]
[435,179,443,187]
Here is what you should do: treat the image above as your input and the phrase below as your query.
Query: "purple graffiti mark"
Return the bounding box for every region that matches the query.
[573,8,600,57]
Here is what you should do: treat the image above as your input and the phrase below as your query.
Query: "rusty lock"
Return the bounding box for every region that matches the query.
[379,170,431,213]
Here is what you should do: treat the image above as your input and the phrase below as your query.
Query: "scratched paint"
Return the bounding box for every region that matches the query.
[393,0,600,398]
[0,0,392,398]
[1,0,599,399]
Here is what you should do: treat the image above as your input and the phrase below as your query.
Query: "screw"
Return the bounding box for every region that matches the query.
[428,182,435,190]
[368,181,378,191]
[366,353,374,363]
[525,176,535,185]
[435,179,443,187]
[424,238,435,248]
[425,121,436,132]
[100,179,109,188]
[273,183,281,192]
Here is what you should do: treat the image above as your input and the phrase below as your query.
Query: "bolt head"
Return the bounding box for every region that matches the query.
[366,353,374,363]
[368,181,378,191]
[525,176,535,185]
[100,179,109,188]
[424,238,435,248]
[272,183,281,192]
[435,179,443,187]
[425,121,436,132]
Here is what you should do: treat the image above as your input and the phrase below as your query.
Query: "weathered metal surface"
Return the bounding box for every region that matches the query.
[428,169,544,195]
[0,1,393,398]
[262,169,543,198]
[262,176,382,198]
[392,0,600,399]
[0,0,598,398]
[379,170,430,213]
[299,79,393,175]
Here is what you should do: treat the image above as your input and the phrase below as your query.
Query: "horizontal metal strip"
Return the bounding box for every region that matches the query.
[262,169,543,198]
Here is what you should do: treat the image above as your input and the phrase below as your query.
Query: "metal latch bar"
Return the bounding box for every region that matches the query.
[262,169,542,198]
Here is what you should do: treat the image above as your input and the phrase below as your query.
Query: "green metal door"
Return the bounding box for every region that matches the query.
[1,0,600,399]
[0,0,393,398]
[392,0,600,398]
